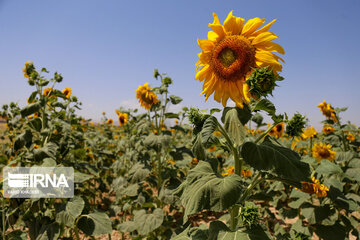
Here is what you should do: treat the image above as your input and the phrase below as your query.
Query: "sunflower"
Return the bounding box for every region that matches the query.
[106,119,113,125]
[347,133,356,142]
[318,100,337,122]
[222,166,235,176]
[43,87,53,97]
[241,169,252,178]
[135,83,160,110]
[322,125,334,135]
[298,177,329,198]
[195,11,284,107]
[301,126,317,140]
[312,142,336,162]
[62,87,72,98]
[22,61,33,79]
[269,122,285,138]
[118,112,129,126]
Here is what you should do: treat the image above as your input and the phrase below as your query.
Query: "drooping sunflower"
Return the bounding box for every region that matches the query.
[43,87,53,97]
[118,112,129,126]
[298,177,329,198]
[135,83,160,110]
[318,100,337,122]
[312,142,336,162]
[195,11,284,107]
[22,61,34,79]
[62,87,72,98]
[347,133,356,142]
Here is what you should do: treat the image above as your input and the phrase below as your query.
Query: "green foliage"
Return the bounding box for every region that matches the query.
[286,113,308,137]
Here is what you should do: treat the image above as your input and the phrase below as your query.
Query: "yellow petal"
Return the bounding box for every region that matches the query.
[255,42,285,55]
[252,19,277,36]
[208,31,219,41]
[252,32,279,46]
[208,13,225,39]
[223,10,244,35]
[197,39,214,52]
[195,65,210,81]
[242,17,265,36]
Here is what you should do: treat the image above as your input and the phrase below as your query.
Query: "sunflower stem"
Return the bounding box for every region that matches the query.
[255,123,277,144]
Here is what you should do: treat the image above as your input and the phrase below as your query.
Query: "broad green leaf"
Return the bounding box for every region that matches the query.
[251,99,276,116]
[223,108,246,146]
[201,116,220,148]
[56,196,85,227]
[336,151,354,163]
[241,137,310,182]
[192,134,206,160]
[117,221,137,233]
[133,208,164,235]
[315,160,343,175]
[14,129,32,150]
[174,161,243,220]
[74,171,93,183]
[77,211,112,236]
[35,223,60,240]
[28,117,42,132]
[290,219,311,236]
[34,142,58,161]
[216,225,271,240]
[128,163,150,183]
[119,183,139,197]
[315,222,346,240]
[169,95,183,104]
[221,106,252,125]
[20,102,41,118]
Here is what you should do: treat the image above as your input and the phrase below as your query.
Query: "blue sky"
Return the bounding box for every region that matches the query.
[0,0,359,128]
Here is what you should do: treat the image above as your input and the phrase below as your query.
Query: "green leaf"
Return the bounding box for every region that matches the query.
[241,136,310,182]
[128,163,150,183]
[216,225,271,240]
[251,99,276,116]
[77,211,112,236]
[35,223,60,240]
[133,208,164,235]
[192,134,206,160]
[117,221,137,233]
[174,161,243,220]
[290,219,311,236]
[56,196,85,227]
[201,116,219,148]
[20,102,41,118]
[223,108,247,146]
[14,129,32,150]
[221,106,252,125]
[74,171,93,183]
[119,183,139,197]
[315,160,343,175]
[210,108,221,115]
[28,117,42,132]
[169,95,183,105]
[34,142,58,161]
[165,112,179,119]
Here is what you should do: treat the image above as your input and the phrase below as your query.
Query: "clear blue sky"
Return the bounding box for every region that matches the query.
[0,0,359,128]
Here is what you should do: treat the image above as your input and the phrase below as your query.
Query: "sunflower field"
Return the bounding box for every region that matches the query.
[1,11,360,240]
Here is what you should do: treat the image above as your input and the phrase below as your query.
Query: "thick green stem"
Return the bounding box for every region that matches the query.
[2,198,5,240]
[156,150,162,189]
[308,137,313,156]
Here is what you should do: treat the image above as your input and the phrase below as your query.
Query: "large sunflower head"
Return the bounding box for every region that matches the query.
[135,83,160,110]
[312,142,336,162]
[301,126,317,140]
[195,11,284,107]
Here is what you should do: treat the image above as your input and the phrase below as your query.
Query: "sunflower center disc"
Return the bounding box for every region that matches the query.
[211,35,256,81]
[219,48,237,67]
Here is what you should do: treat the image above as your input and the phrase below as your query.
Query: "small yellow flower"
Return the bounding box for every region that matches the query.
[168,159,176,165]
[322,125,334,135]
[241,169,252,178]
[106,119,113,125]
[301,126,317,140]
[90,122,94,126]
[213,131,222,137]
[135,83,160,110]
[175,120,179,124]
[43,87,53,97]
[191,157,199,165]
[118,113,128,127]
[53,129,58,134]
[22,61,33,79]
[312,142,336,162]
[62,87,72,98]
[33,144,40,149]
[347,133,356,142]
[222,166,235,176]
[208,146,216,152]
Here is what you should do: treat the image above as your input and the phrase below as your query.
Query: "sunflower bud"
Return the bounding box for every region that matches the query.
[162,77,172,87]
[188,107,208,135]
[239,205,260,228]
[246,67,283,98]
[286,113,307,137]
[54,72,63,83]
[153,69,160,79]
